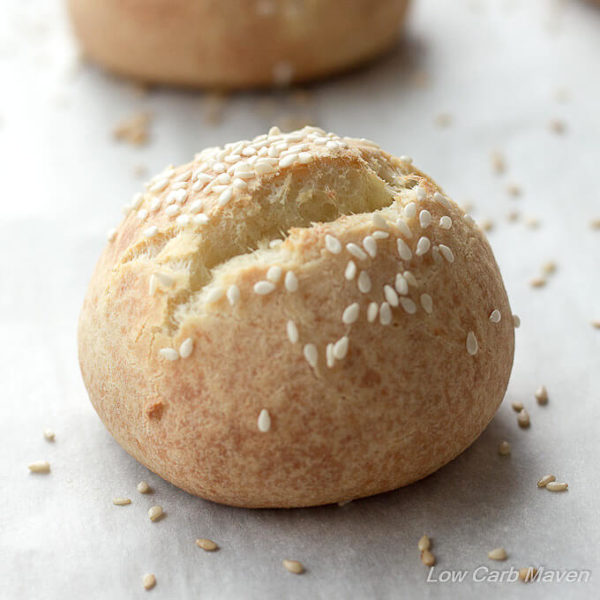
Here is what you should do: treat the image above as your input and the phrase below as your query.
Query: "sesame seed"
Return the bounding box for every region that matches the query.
[395,274,408,295]
[142,574,156,590]
[372,230,389,240]
[325,234,342,254]
[165,204,180,217]
[498,441,511,455]
[535,386,548,405]
[298,152,313,164]
[419,210,432,229]
[537,474,556,488]
[397,238,412,261]
[268,126,281,136]
[384,285,399,307]
[193,214,210,225]
[206,287,224,303]
[367,302,379,322]
[254,281,276,295]
[287,320,299,344]
[216,173,231,185]
[345,260,357,280]
[489,309,501,323]
[358,271,372,293]
[421,550,436,567]
[138,211,149,221]
[542,261,557,275]
[149,178,169,193]
[212,162,226,173]
[404,202,417,218]
[420,294,433,314]
[418,535,430,552]
[399,297,417,314]
[519,568,538,583]
[380,302,392,325]
[303,344,318,368]
[433,191,451,208]
[363,236,377,258]
[546,482,568,492]
[28,461,50,473]
[148,505,163,521]
[225,284,240,306]
[346,243,367,261]
[196,538,219,551]
[254,161,276,175]
[415,186,426,202]
[415,237,431,256]
[218,187,233,206]
[439,244,454,263]
[131,193,144,209]
[592,320,600,329]
[148,275,157,296]
[137,481,151,493]
[396,219,413,239]
[257,409,271,432]
[404,271,418,287]
[43,429,55,442]
[326,343,335,368]
[511,402,524,412]
[179,338,194,359]
[439,216,452,229]
[530,276,547,288]
[159,348,178,361]
[517,409,530,428]
[233,178,247,190]
[107,228,117,242]
[466,331,478,355]
[513,314,521,328]
[113,497,132,506]
[266,266,282,282]
[488,548,507,561]
[372,213,387,228]
[399,155,413,164]
[283,560,305,575]
[285,271,298,292]
[279,154,298,168]
[167,189,188,204]
[342,303,360,324]
[143,226,158,238]
[333,336,349,360]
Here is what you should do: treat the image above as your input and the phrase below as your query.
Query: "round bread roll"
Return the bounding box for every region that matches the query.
[67,0,410,88]
[79,126,515,508]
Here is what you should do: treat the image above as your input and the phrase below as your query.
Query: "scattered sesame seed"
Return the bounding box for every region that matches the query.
[488,548,507,561]
[159,348,179,361]
[418,536,430,552]
[298,152,313,164]
[165,204,180,217]
[193,214,210,225]
[345,260,357,280]
[395,274,408,295]
[466,331,478,355]
[439,216,452,230]
[325,234,342,254]
[148,275,157,296]
[367,302,379,323]
[380,302,392,325]
[303,344,318,368]
[179,338,194,359]
[507,183,521,197]
[421,550,436,567]
[113,497,132,506]
[279,154,298,168]
[287,320,299,344]
[420,294,433,314]
[137,481,151,494]
[372,230,389,240]
[131,193,144,209]
[142,573,156,590]
[530,276,547,288]
[404,202,417,218]
[517,409,530,428]
[546,481,568,492]
[498,441,511,455]
[358,271,372,294]
[542,261,557,275]
[257,409,271,433]
[518,568,538,583]
[535,386,548,405]
[396,219,413,239]
[148,505,163,521]
[384,285,399,307]
[283,560,304,575]
[419,210,432,229]
[137,210,149,222]
[206,287,224,303]
[254,281,276,295]
[226,284,240,306]
[549,118,566,134]
[592,320,600,329]
[342,303,360,324]
[363,236,377,258]
[28,461,50,473]
[511,402,524,412]
[326,343,335,368]
[285,271,298,292]
[513,314,521,328]
[268,126,281,136]
[218,187,233,207]
[537,474,556,488]
[400,297,417,314]
[416,237,431,256]
[43,429,55,442]
[433,191,451,208]
[590,218,600,230]
[143,226,158,238]
[480,219,494,232]
[439,244,454,263]
[196,538,219,552]
[266,266,282,282]
[333,336,349,360]
[489,309,501,323]
[403,271,417,287]
[397,238,412,261]
[107,228,117,242]
[490,150,506,175]
[346,243,367,261]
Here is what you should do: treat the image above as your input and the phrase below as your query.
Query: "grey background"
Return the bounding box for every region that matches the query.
[1,0,599,598]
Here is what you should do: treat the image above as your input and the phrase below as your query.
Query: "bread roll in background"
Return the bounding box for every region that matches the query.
[67,0,411,88]
[78,126,515,508]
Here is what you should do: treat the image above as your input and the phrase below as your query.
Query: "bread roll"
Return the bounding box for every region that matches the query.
[67,0,410,88]
[79,126,515,508]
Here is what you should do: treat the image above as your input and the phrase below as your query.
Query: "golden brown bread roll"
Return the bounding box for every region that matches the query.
[67,0,411,88]
[79,126,515,508]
